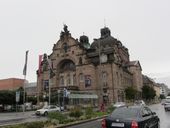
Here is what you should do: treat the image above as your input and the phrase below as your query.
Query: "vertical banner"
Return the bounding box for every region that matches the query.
[23,50,29,76]
[85,75,91,87]
[38,55,43,76]
[44,80,49,91]
[16,91,20,103]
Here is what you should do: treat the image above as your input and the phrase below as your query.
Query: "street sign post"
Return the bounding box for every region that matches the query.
[16,91,20,112]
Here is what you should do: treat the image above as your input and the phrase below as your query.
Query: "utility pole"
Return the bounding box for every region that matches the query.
[23,50,29,113]
[23,76,26,112]
[98,39,103,109]
[58,90,60,107]
[49,77,51,106]
[47,58,55,106]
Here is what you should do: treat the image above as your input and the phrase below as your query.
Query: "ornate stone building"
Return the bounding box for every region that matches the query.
[37,25,143,106]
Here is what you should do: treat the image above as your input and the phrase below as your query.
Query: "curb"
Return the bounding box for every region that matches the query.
[55,115,108,128]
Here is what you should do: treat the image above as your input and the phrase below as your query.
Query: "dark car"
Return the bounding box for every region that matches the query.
[102,106,160,128]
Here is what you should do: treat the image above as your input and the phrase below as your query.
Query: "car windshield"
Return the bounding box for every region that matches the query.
[111,107,139,118]
[135,101,142,104]
[43,106,49,109]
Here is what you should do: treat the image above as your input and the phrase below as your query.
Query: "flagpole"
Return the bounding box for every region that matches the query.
[23,74,26,113]
[23,50,29,113]
[47,59,55,106]
[49,76,51,106]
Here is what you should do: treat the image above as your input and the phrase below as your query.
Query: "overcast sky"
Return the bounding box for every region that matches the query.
[0,0,170,86]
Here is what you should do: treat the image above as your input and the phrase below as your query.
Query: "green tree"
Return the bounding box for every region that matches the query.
[160,94,166,99]
[27,96,37,105]
[142,85,156,100]
[125,86,137,100]
[0,90,15,110]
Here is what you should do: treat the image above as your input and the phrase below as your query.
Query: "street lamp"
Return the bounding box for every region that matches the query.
[98,39,103,109]
[48,59,55,106]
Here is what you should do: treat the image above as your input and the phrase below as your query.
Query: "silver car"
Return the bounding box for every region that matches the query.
[164,97,170,111]
[113,102,126,108]
[35,105,61,116]
[134,100,146,106]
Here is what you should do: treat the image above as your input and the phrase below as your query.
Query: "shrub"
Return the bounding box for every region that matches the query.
[24,122,45,128]
[48,112,67,124]
[106,105,116,114]
[69,107,83,118]
[85,107,93,119]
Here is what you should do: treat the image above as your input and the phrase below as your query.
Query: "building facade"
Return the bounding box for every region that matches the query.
[37,25,143,106]
[0,78,24,91]
[25,82,37,97]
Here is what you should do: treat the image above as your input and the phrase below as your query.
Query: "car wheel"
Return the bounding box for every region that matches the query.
[165,108,167,111]
[44,111,48,116]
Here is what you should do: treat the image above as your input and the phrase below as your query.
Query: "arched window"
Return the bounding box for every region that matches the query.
[60,61,76,71]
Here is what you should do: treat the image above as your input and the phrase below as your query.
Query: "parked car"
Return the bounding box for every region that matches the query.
[35,105,61,116]
[102,106,160,128]
[113,102,126,108]
[161,99,166,105]
[164,96,170,111]
[134,100,146,106]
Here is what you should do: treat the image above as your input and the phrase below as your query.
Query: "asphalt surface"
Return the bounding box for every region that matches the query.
[0,104,170,128]
[0,111,47,127]
[150,103,170,128]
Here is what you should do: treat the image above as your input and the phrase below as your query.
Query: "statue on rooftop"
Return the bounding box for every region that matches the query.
[60,24,70,39]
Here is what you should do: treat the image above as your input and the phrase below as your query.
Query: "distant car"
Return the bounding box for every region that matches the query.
[35,105,61,116]
[161,99,166,105]
[134,100,146,106]
[113,102,126,108]
[164,97,170,111]
[101,106,160,128]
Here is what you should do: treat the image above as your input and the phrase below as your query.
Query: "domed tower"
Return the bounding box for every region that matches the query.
[79,35,90,49]
[100,27,111,38]
[91,27,117,49]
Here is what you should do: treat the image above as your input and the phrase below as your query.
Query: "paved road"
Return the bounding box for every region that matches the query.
[149,103,170,128]
[1,104,170,128]
[68,103,170,128]
[0,111,47,126]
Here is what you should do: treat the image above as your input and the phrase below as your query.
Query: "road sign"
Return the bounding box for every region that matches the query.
[16,91,20,102]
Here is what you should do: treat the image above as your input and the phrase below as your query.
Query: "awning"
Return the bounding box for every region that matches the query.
[68,93,98,99]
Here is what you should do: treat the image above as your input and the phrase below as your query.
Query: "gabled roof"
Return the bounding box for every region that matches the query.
[128,60,142,71]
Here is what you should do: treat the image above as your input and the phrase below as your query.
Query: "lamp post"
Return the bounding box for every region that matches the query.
[49,76,51,106]
[48,59,55,106]
[98,39,103,109]
[58,90,60,107]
